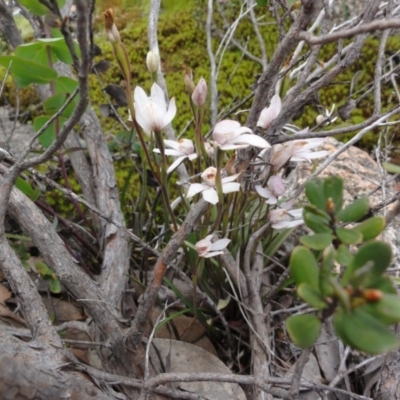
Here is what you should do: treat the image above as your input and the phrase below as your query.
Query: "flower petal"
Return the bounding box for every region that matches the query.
[202,188,219,204]
[134,86,148,106]
[229,134,270,149]
[167,156,186,174]
[201,251,224,258]
[221,173,240,184]
[134,105,153,134]
[272,219,304,229]
[266,196,278,205]
[162,97,177,128]
[255,185,273,199]
[164,140,181,151]
[219,143,250,151]
[187,183,208,198]
[151,82,167,111]
[210,238,231,251]
[222,182,241,194]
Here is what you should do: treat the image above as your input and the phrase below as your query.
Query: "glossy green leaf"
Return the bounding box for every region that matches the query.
[383,161,400,174]
[0,56,57,87]
[305,179,326,210]
[18,0,65,16]
[337,197,370,222]
[342,241,392,286]
[54,76,79,95]
[49,279,62,294]
[304,212,332,234]
[16,38,72,66]
[362,294,400,325]
[323,176,344,212]
[38,38,72,64]
[320,247,335,296]
[297,283,326,309]
[335,244,353,266]
[336,227,362,245]
[16,42,48,65]
[289,246,319,290]
[303,204,331,219]
[353,217,385,241]
[333,308,399,354]
[300,233,333,250]
[286,314,321,348]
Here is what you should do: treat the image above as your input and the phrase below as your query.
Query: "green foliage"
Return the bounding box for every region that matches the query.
[286,176,399,353]
[286,314,321,349]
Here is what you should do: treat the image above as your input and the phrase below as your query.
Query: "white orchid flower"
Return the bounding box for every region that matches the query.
[154,139,198,173]
[133,83,176,135]
[212,120,271,151]
[186,166,241,205]
[257,94,282,130]
[255,175,286,204]
[195,235,231,258]
[269,200,304,229]
[270,128,328,172]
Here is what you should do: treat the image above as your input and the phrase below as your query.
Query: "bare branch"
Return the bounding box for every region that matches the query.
[297,18,400,45]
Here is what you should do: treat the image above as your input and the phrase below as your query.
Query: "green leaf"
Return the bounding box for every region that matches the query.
[336,227,362,245]
[264,227,296,257]
[337,197,370,222]
[34,116,55,148]
[35,261,52,278]
[34,116,67,148]
[320,247,335,296]
[16,42,49,65]
[16,38,72,66]
[18,0,65,16]
[38,38,72,64]
[324,176,344,212]
[333,308,399,354]
[49,279,62,294]
[300,233,333,250]
[289,246,319,290]
[303,212,332,234]
[335,244,353,266]
[0,56,57,87]
[305,179,326,210]
[353,217,385,241]
[286,314,321,348]
[297,283,327,309]
[255,0,268,5]
[383,161,400,174]
[15,177,35,199]
[54,76,79,95]
[362,294,400,325]
[342,241,392,286]
[43,93,75,119]
[373,276,397,294]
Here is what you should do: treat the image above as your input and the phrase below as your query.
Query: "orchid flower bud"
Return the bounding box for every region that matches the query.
[182,64,195,94]
[146,49,160,73]
[103,8,120,43]
[192,78,207,106]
